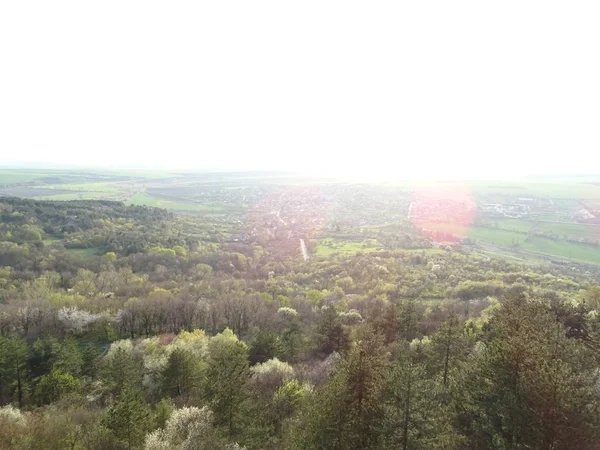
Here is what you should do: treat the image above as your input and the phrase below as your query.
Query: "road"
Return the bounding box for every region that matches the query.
[273,210,287,226]
[300,238,309,261]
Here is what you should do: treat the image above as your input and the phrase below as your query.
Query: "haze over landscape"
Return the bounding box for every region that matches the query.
[2,2,600,450]
[2,2,599,179]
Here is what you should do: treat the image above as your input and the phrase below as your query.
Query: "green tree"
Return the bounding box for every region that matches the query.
[459,293,600,449]
[151,398,175,431]
[160,348,202,399]
[315,307,349,356]
[429,313,469,387]
[379,340,457,450]
[101,342,144,396]
[249,329,279,365]
[397,298,420,342]
[0,337,29,408]
[292,334,386,450]
[205,328,250,437]
[104,382,149,450]
[28,337,82,380]
[35,369,80,405]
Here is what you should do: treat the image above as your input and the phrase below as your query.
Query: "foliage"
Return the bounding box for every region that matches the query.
[0,197,600,449]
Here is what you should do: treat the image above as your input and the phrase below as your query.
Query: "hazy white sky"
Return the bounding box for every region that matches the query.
[1,1,599,179]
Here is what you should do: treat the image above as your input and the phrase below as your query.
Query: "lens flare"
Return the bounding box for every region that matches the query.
[410,183,476,243]
[247,186,329,260]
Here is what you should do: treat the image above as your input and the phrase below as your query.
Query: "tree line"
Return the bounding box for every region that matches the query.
[1,197,599,449]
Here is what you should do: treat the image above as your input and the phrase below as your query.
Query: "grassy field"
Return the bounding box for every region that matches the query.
[38,191,122,201]
[31,181,121,192]
[127,193,237,213]
[0,171,47,185]
[484,219,599,240]
[316,238,382,257]
[468,179,600,200]
[488,219,533,233]
[423,222,600,265]
[43,237,62,246]
[66,247,104,256]
[523,237,600,264]
[537,222,598,238]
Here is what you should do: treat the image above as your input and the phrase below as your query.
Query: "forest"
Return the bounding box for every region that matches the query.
[1,196,600,450]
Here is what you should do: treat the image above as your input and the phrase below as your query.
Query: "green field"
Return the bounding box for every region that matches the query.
[537,222,598,238]
[66,247,104,256]
[37,191,122,201]
[316,238,382,257]
[0,171,47,185]
[32,181,121,192]
[468,180,600,200]
[388,178,600,200]
[423,222,600,265]
[488,219,597,239]
[127,193,237,213]
[523,237,600,264]
[467,227,525,246]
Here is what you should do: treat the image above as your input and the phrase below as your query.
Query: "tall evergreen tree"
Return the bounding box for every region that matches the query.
[160,348,202,399]
[291,332,386,450]
[0,337,29,408]
[458,293,600,449]
[104,382,149,450]
[315,306,350,356]
[206,328,250,437]
[379,340,458,450]
[430,313,469,387]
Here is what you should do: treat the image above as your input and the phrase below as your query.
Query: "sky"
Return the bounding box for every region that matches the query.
[1,1,599,180]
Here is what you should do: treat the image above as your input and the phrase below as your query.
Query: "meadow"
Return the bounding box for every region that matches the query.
[423,222,600,265]
[315,238,382,257]
[0,170,49,185]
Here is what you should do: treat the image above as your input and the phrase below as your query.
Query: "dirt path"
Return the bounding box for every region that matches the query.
[273,210,287,225]
[300,238,308,261]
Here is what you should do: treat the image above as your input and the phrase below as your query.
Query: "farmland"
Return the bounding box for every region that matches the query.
[1,168,599,265]
[421,222,600,265]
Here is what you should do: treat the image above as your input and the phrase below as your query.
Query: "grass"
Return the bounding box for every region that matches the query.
[422,222,600,265]
[32,182,121,192]
[66,247,104,256]
[488,219,533,233]
[537,222,599,238]
[316,238,382,257]
[38,191,123,201]
[127,193,232,212]
[401,248,448,255]
[43,237,62,246]
[0,171,47,185]
[484,219,599,240]
[467,227,525,247]
[468,180,600,200]
[523,237,600,264]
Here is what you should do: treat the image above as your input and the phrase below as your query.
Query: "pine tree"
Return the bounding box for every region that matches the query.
[160,348,202,399]
[397,298,420,342]
[206,328,250,437]
[379,341,442,450]
[104,382,150,450]
[290,332,386,450]
[459,293,600,449]
[430,313,469,387]
[315,306,350,356]
[0,337,29,408]
[101,344,144,396]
